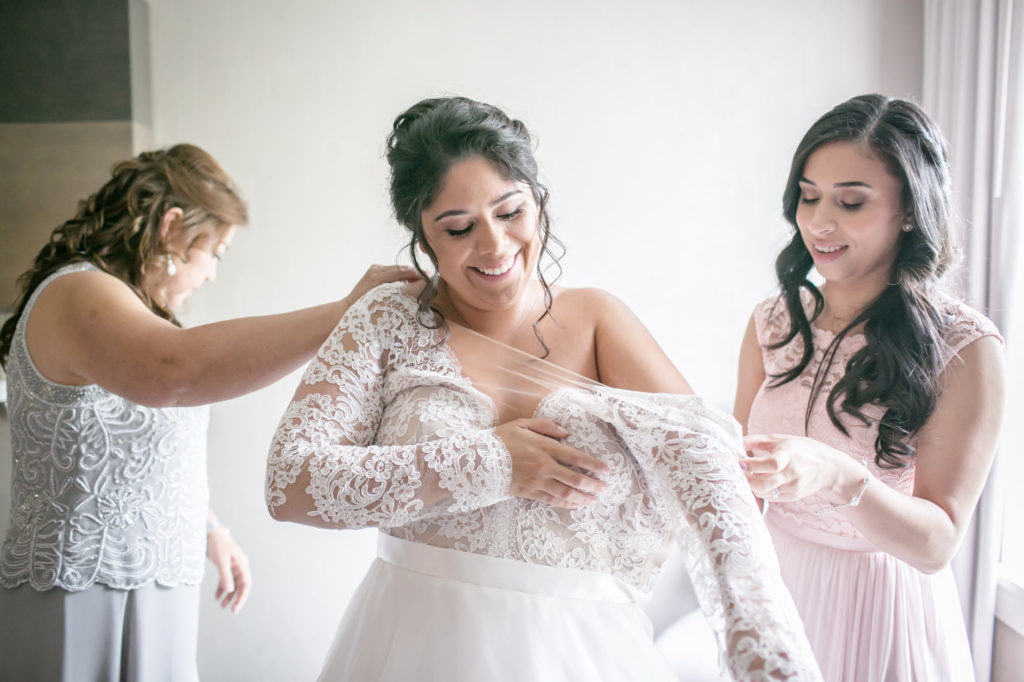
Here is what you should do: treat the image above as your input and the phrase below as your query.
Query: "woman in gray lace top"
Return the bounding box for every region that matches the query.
[0,144,417,681]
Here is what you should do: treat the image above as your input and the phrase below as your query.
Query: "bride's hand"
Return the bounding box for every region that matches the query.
[345,264,421,304]
[495,417,610,509]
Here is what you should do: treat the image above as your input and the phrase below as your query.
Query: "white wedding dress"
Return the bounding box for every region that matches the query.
[266,283,821,681]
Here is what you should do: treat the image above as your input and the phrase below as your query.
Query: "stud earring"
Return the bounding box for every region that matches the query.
[902,224,914,232]
[166,254,177,275]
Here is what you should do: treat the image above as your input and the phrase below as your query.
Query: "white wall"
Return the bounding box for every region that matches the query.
[142,1,924,679]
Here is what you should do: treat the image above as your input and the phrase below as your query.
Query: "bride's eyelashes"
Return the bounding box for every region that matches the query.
[446,225,473,237]
[497,205,524,220]
[443,204,526,238]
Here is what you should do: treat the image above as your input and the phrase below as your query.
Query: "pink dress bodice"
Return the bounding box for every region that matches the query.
[747,292,1002,544]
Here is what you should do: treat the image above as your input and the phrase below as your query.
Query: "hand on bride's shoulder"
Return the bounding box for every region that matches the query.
[345,264,420,305]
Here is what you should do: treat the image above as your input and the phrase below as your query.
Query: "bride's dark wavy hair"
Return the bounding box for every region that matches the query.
[385,96,565,351]
[771,94,959,468]
[0,143,248,369]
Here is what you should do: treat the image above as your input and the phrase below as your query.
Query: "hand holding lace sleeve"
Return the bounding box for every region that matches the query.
[602,394,822,681]
[264,289,512,529]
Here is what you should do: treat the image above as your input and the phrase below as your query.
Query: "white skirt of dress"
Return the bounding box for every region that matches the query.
[317,533,679,682]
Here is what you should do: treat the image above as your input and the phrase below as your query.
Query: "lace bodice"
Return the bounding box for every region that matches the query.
[267,284,821,680]
[748,292,1002,539]
[1,263,209,591]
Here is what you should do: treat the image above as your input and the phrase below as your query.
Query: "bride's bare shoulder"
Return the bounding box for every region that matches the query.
[552,286,633,323]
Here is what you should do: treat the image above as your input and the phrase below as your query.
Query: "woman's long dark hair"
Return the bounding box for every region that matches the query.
[385,96,565,351]
[771,94,959,468]
[0,143,248,368]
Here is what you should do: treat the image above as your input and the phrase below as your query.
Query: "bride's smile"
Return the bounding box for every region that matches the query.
[421,155,542,324]
[470,251,518,278]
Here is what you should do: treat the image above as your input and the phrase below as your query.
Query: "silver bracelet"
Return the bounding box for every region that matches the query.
[206,518,229,536]
[814,459,871,516]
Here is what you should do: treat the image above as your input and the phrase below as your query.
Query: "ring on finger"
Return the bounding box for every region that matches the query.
[769,487,781,500]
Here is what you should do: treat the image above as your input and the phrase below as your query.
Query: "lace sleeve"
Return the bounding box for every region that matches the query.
[594,392,822,681]
[942,299,1004,366]
[265,287,512,528]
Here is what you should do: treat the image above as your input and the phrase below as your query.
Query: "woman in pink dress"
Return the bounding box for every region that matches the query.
[733,94,1005,681]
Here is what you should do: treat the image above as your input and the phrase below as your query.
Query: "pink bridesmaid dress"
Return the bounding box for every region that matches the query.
[747,293,1001,682]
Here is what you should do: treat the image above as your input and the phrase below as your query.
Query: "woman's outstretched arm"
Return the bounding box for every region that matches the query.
[25,264,418,407]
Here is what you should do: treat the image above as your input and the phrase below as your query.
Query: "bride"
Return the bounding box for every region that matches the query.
[265,96,821,681]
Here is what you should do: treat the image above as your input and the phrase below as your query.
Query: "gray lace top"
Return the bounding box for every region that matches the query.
[1,263,209,591]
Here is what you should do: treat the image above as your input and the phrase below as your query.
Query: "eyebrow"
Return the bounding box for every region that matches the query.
[799,177,872,189]
[433,189,524,222]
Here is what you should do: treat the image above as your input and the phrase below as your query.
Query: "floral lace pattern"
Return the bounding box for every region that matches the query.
[1,263,209,591]
[749,292,1002,537]
[267,284,821,680]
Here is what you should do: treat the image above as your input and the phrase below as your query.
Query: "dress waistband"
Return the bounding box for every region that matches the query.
[767,512,880,552]
[377,533,638,604]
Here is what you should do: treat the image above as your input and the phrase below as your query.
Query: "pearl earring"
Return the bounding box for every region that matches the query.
[166,254,177,275]
[902,224,914,232]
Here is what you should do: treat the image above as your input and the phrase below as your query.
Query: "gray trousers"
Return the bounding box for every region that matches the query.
[0,582,200,682]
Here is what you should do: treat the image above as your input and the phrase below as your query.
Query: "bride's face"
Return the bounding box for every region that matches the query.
[421,155,541,315]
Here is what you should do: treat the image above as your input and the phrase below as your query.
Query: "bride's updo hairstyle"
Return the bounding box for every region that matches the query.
[771,94,959,469]
[385,96,564,333]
